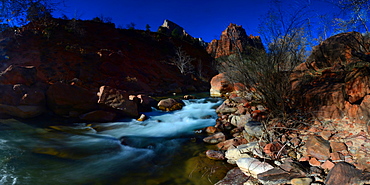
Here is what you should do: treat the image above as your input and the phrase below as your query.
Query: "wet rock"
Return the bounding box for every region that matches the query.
[203,132,226,144]
[183,94,196,99]
[137,114,147,121]
[214,167,250,185]
[47,82,98,117]
[97,86,138,117]
[205,126,217,134]
[257,161,308,183]
[305,135,330,160]
[157,98,183,111]
[325,162,362,185]
[206,150,225,160]
[79,110,116,122]
[236,157,274,178]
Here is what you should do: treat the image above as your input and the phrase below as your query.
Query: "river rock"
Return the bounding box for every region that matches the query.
[216,102,237,114]
[206,150,225,160]
[305,135,331,160]
[243,121,264,140]
[47,82,98,117]
[236,158,274,178]
[225,142,263,164]
[0,84,45,118]
[214,167,250,185]
[97,86,139,117]
[325,162,363,185]
[257,161,308,183]
[229,114,252,129]
[157,98,183,111]
[203,132,226,144]
[217,137,247,150]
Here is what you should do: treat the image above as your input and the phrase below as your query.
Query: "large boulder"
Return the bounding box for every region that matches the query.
[46,82,98,117]
[0,65,37,86]
[157,98,182,111]
[307,31,366,70]
[210,73,234,97]
[97,86,139,117]
[0,84,45,118]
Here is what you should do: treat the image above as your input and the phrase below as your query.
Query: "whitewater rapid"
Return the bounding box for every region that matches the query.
[0,98,222,185]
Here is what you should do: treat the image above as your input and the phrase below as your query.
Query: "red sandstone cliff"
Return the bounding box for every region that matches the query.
[206,23,264,58]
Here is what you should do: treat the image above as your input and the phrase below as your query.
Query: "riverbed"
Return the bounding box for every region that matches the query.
[0,98,233,185]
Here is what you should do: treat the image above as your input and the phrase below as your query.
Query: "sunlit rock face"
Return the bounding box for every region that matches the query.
[292,32,370,123]
[206,23,264,58]
[158,19,189,38]
[306,31,367,70]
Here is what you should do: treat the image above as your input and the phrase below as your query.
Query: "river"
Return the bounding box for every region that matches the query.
[0,98,232,185]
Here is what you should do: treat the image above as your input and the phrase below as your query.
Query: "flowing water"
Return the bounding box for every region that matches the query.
[0,98,232,185]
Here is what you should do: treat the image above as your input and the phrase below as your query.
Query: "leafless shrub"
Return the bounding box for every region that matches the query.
[169,46,194,75]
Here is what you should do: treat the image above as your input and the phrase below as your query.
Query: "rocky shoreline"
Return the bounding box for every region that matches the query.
[202,90,370,185]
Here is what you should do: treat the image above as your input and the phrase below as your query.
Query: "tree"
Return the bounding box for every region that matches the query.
[0,0,60,25]
[332,0,370,33]
[145,24,150,31]
[170,46,194,75]
[126,22,136,30]
[217,0,312,116]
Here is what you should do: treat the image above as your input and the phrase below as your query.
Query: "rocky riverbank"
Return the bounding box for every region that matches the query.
[202,90,370,185]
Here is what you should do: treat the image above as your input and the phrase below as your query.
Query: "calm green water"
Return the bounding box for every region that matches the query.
[0,98,232,185]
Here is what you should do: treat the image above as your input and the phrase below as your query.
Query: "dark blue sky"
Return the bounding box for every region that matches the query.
[53,0,338,43]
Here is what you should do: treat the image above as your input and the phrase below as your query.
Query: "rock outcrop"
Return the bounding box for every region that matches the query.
[207,23,264,58]
[292,31,370,123]
[46,82,98,117]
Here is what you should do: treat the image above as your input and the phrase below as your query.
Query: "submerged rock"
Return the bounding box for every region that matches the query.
[206,150,225,160]
[203,132,226,144]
